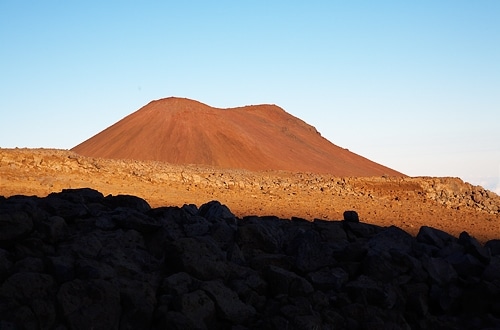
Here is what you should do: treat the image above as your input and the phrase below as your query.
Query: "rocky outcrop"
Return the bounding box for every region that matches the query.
[1,188,500,329]
[2,149,498,218]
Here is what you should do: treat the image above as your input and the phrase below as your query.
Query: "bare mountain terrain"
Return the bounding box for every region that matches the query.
[72,97,403,176]
[2,98,500,241]
[2,97,499,327]
[1,148,499,242]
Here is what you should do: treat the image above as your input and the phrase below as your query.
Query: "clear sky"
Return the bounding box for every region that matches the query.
[1,1,499,193]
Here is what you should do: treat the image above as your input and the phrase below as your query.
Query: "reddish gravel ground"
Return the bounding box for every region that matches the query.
[1,148,499,243]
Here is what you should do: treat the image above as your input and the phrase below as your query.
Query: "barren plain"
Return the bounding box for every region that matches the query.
[2,148,499,243]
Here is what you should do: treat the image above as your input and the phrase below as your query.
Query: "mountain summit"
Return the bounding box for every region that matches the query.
[71,97,403,176]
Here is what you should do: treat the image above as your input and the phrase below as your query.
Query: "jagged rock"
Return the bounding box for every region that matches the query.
[0,249,13,281]
[249,253,293,271]
[35,215,68,243]
[0,272,57,329]
[119,280,157,330]
[201,280,256,323]
[76,258,116,280]
[362,227,420,283]
[417,225,457,250]
[446,252,485,278]
[266,265,314,296]
[483,256,500,283]
[181,203,198,216]
[424,257,458,286]
[69,232,103,259]
[174,289,216,329]
[346,275,398,309]
[98,229,161,281]
[307,267,348,291]
[291,314,323,329]
[343,220,383,239]
[368,225,415,256]
[287,228,336,273]
[13,256,44,273]
[208,219,238,251]
[458,231,491,263]
[313,219,348,242]
[1,188,500,329]
[239,216,284,254]
[95,215,116,230]
[403,282,429,317]
[146,207,186,257]
[231,271,268,302]
[334,240,367,262]
[0,211,33,242]
[104,194,151,213]
[343,210,359,222]
[181,215,211,237]
[165,237,228,281]
[14,236,55,259]
[198,200,236,223]
[57,188,105,203]
[153,309,195,330]
[110,208,161,233]
[161,272,199,296]
[41,193,90,221]
[57,279,121,330]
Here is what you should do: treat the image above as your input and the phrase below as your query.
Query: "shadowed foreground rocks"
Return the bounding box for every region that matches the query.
[1,188,500,329]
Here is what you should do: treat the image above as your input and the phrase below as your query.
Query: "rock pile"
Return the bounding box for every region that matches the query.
[2,149,499,218]
[1,188,500,329]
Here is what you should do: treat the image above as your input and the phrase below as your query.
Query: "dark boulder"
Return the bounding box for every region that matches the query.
[0,211,33,243]
[343,210,359,222]
[104,194,151,213]
[266,265,314,297]
[417,225,458,250]
[1,189,500,329]
[174,289,216,329]
[198,200,236,223]
[0,272,57,329]
[164,237,228,280]
[307,266,348,291]
[239,216,284,254]
[201,280,256,324]
[458,231,491,263]
[485,239,500,256]
[57,279,121,330]
[110,208,161,233]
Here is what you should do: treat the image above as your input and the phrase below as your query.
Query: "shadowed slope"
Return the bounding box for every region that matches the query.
[72,97,404,176]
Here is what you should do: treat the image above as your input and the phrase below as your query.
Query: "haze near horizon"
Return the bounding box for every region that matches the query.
[1,1,499,193]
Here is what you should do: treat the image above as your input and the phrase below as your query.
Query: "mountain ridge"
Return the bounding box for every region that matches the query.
[72,97,404,176]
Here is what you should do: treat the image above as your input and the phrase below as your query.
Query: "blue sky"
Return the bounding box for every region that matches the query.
[1,1,499,193]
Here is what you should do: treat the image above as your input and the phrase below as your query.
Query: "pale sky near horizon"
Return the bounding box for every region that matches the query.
[1,1,499,193]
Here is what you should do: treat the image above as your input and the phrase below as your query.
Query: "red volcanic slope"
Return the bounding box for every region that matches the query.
[72,97,404,176]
